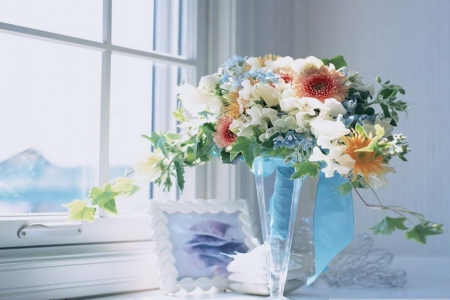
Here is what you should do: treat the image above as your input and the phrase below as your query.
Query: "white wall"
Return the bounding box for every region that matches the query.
[234,0,450,257]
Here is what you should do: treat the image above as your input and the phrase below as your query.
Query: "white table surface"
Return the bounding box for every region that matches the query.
[78,257,450,300]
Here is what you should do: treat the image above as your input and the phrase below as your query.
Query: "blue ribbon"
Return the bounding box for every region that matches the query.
[269,166,297,240]
[306,171,354,285]
[252,157,354,285]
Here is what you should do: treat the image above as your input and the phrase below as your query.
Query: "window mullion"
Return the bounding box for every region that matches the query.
[98,0,113,217]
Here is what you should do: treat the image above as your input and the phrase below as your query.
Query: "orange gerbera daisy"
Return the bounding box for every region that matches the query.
[342,130,385,181]
[224,92,241,119]
[293,65,349,102]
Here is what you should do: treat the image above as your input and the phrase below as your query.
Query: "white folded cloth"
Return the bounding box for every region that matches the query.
[226,242,305,296]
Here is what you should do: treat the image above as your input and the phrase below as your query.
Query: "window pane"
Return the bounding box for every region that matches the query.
[112,0,155,52]
[0,0,103,41]
[110,54,153,212]
[0,33,101,214]
[112,0,189,56]
[110,54,187,210]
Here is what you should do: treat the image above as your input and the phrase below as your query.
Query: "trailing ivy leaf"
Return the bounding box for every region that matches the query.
[173,159,185,191]
[405,222,444,244]
[371,217,408,235]
[261,133,279,149]
[291,161,320,179]
[338,181,354,196]
[321,55,347,69]
[114,177,140,197]
[89,183,120,215]
[63,200,96,222]
[172,107,185,122]
[252,126,263,138]
[142,132,169,157]
[230,136,261,168]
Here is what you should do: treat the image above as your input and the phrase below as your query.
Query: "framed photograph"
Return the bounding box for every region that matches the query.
[149,199,258,293]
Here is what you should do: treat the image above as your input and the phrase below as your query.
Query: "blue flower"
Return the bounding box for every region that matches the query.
[273,131,315,152]
[244,70,279,84]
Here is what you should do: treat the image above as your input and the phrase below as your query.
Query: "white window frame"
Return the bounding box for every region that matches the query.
[0,1,230,299]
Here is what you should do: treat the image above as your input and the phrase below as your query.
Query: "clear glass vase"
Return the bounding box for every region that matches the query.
[253,157,305,300]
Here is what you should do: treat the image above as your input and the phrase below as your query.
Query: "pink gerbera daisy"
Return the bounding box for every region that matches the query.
[213,116,237,149]
[294,65,349,102]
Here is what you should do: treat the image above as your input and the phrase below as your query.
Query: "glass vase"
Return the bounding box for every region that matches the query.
[253,157,305,300]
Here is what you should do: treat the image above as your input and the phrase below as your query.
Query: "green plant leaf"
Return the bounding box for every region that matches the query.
[354,123,367,137]
[63,200,96,222]
[114,177,140,197]
[338,181,354,196]
[230,136,260,168]
[173,159,185,191]
[89,183,120,215]
[371,216,408,235]
[321,55,348,69]
[291,161,320,179]
[405,222,444,244]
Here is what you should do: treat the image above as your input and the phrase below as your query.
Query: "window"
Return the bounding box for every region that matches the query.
[0,1,204,298]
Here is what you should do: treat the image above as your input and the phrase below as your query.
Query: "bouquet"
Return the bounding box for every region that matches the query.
[65,54,442,244]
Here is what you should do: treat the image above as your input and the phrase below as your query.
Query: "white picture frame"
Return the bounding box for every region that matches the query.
[149,199,258,293]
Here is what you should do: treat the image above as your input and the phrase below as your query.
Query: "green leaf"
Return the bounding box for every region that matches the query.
[261,133,279,149]
[321,55,348,70]
[114,177,140,197]
[291,161,320,179]
[338,181,354,196]
[364,107,375,115]
[172,106,185,122]
[230,136,261,168]
[376,76,382,84]
[142,132,169,157]
[89,183,120,215]
[371,217,408,235]
[173,159,185,191]
[354,123,367,137]
[63,200,96,222]
[405,222,444,244]
[355,103,364,114]
[252,126,263,138]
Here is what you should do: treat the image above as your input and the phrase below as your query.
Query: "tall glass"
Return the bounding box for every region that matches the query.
[254,157,305,299]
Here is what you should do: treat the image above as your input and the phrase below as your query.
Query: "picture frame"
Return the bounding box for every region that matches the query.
[149,198,258,293]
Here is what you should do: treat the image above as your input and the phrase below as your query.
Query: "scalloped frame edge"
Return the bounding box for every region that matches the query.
[149,198,258,294]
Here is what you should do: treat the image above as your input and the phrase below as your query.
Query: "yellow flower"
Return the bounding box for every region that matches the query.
[134,151,164,183]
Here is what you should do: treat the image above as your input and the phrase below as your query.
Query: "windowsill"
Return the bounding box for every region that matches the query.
[72,256,450,300]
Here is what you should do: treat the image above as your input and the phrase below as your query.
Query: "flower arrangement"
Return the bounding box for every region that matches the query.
[65,55,442,244]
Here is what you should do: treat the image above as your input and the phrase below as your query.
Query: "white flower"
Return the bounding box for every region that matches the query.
[245,105,279,129]
[362,115,394,137]
[252,82,279,107]
[309,146,354,178]
[323,98,348,117]
[177,83,223,115]
[265,56,294,71]
[199,74,219,92]
[280,97,323,114]
[230,115,253,137]
[246,57,263,71]
[134,150,165,183]
[291,56,324,73]
[239,79,254,101]
[178,115,214,136]
[310,118,350,147]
